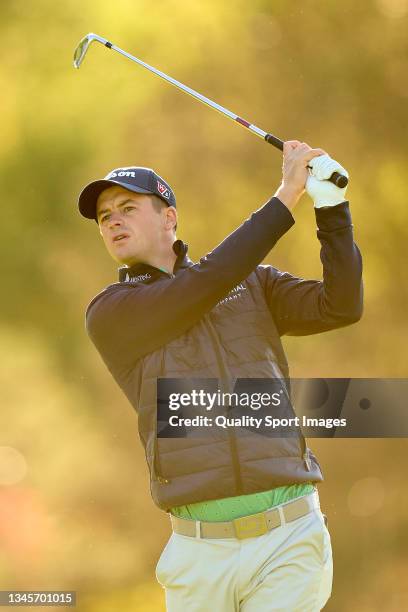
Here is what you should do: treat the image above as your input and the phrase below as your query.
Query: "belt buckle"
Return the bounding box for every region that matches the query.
[233,512,268,539]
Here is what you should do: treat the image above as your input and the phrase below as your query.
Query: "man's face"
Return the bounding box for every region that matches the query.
[96,185,174,267]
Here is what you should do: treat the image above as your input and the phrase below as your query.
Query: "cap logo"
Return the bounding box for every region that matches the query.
[107,171,136,179]
[157,180,170,199]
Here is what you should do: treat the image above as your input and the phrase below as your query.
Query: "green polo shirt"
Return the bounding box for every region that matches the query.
[170,483,315,522]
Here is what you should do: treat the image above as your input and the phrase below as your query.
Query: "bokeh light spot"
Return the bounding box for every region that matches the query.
[347,477,385,517]
[0,446,27,485]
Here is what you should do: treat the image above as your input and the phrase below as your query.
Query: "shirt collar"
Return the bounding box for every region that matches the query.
[117,239,194,282]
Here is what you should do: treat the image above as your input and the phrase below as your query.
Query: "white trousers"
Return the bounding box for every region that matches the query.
[156,497,333,611]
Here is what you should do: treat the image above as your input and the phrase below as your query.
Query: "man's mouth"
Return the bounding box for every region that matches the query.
[112,233,130,243]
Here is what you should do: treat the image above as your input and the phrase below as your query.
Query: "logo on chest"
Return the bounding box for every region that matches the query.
[216,283,247,307]
[123,272,152,283]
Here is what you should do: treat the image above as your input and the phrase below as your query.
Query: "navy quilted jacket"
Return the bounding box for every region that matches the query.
[85,197,363,510]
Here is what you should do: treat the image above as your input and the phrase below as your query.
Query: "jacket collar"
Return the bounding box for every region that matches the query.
[118,239,194,282]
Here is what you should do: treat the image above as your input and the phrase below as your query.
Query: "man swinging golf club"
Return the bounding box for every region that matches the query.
[78,140,363,611]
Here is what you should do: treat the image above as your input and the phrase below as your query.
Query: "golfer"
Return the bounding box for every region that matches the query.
[78,140,363,611]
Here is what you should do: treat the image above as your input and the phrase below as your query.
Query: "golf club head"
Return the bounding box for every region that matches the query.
[73,33,111,68]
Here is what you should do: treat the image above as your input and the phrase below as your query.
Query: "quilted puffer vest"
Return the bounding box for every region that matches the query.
[122,265,323,511]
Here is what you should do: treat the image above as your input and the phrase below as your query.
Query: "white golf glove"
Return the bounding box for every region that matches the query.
[306,154,349,208]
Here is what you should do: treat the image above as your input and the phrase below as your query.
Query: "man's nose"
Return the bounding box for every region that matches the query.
[107,211,124,227]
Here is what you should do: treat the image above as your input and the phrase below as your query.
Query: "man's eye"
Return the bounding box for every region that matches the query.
[124,206,135,212]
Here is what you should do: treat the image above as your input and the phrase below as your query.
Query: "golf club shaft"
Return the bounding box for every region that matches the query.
[106,41,275,142]
[81,36,347,188]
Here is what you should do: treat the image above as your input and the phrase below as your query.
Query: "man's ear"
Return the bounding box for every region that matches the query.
[165,206,177,231]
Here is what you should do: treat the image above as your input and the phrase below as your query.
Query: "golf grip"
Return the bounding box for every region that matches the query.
[264,133,349,188]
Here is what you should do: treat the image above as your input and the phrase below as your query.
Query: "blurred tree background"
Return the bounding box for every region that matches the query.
[0,0,407,610]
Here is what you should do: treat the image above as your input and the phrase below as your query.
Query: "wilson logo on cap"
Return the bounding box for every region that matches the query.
[107,170,136,179]
[157,180,170,199]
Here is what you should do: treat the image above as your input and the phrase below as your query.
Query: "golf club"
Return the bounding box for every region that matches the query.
[73,33,348,188]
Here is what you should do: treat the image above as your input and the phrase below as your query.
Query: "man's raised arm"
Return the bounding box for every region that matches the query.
[86,142,329,369]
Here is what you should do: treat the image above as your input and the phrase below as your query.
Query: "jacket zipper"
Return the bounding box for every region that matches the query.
[131,247,190,485]
[153,270,176,485]
[153,399,169,483]
[154,449,169,484]
[277,372,311,472]
[302,439,312,471]
[204,316,244,495]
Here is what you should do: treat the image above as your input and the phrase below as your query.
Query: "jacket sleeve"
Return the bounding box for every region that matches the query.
[256,202,363,336]
[86,196,295,370]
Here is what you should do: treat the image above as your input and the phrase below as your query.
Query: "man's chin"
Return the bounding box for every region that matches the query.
[113,251,141,267]
[106,240,143,266]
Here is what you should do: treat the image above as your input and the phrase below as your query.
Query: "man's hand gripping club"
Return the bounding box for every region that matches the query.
[274,141,349,212]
